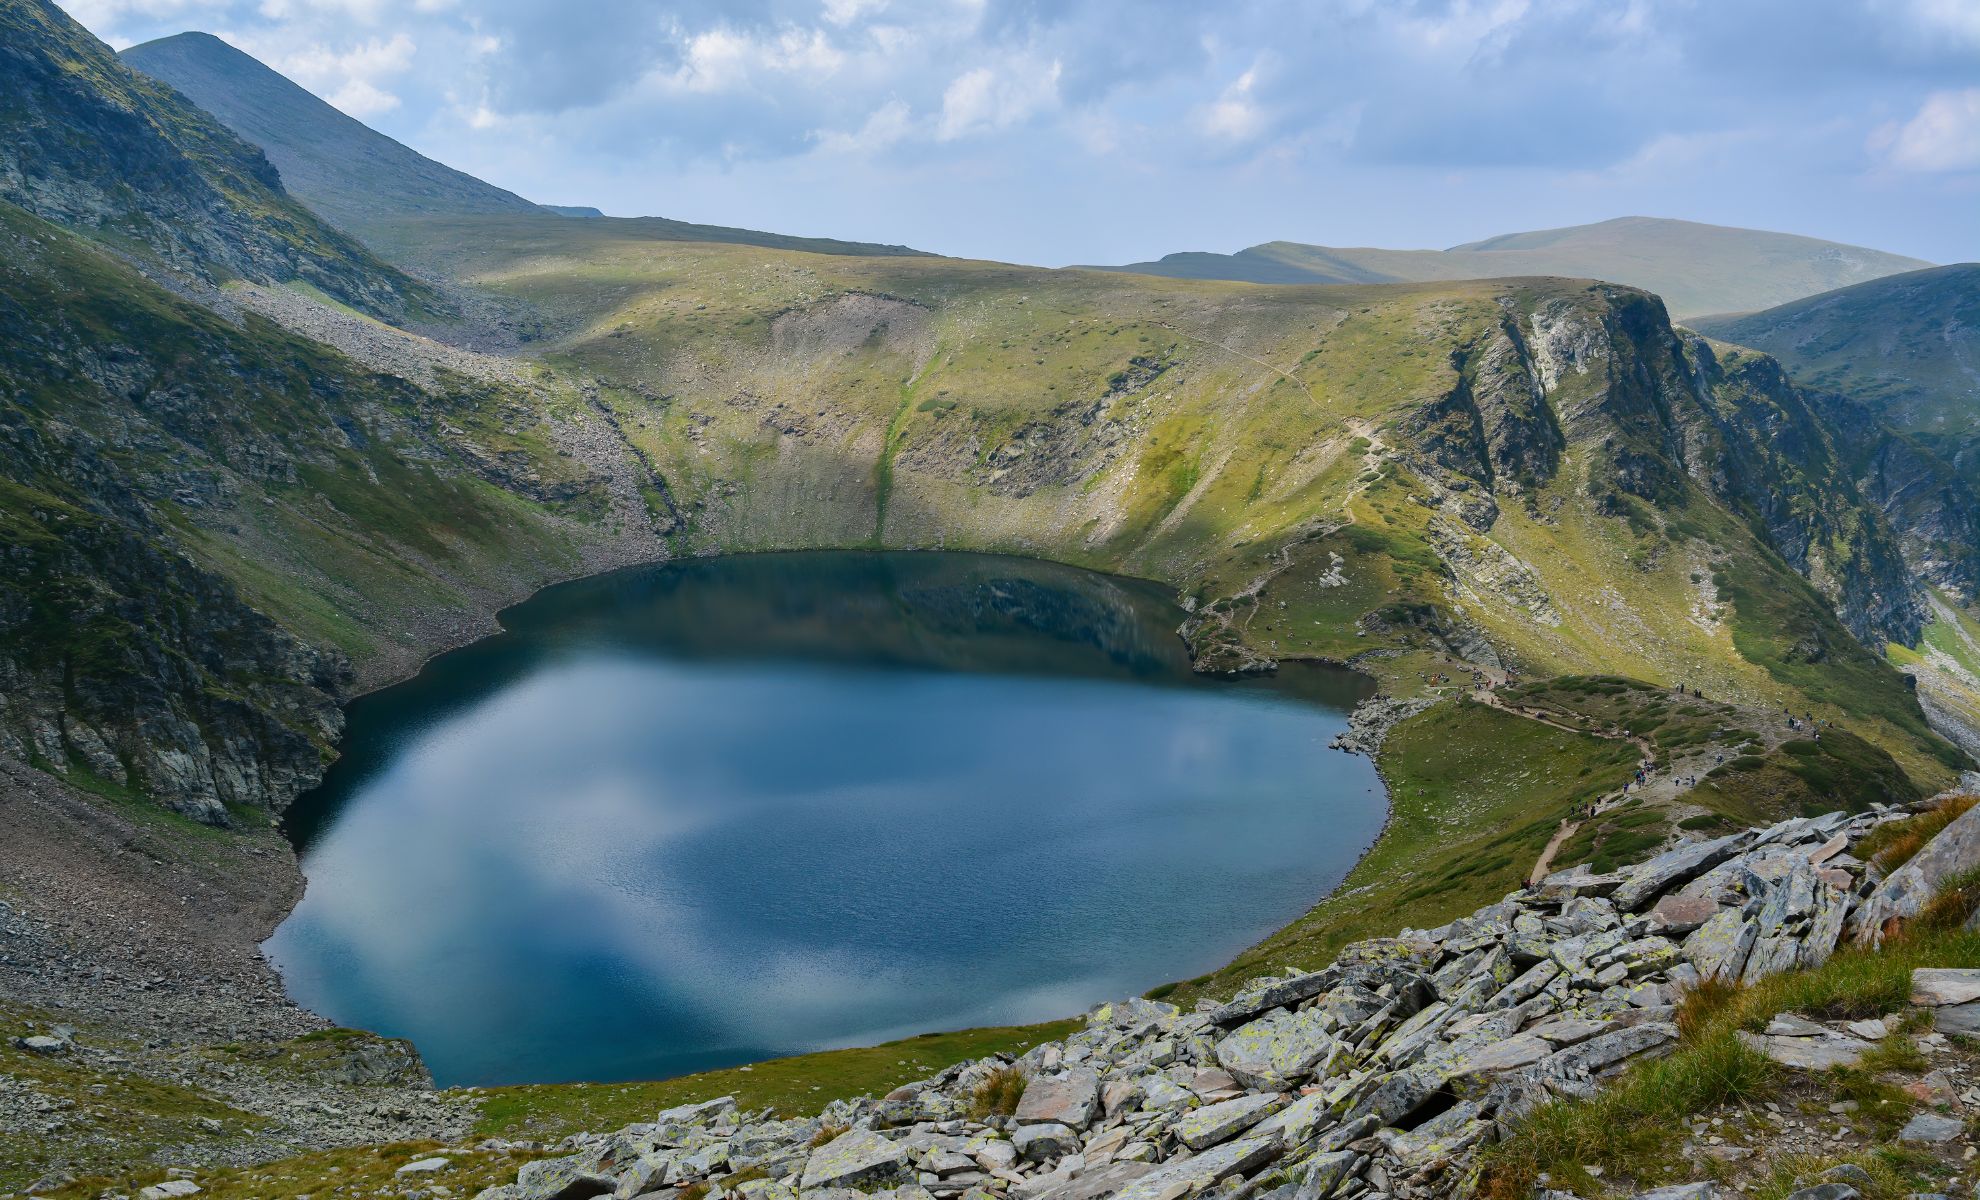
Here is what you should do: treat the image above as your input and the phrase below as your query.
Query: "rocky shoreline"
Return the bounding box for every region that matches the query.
[467,797,1970,1200]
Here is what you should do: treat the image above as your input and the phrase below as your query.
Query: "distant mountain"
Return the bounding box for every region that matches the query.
[1087,216,1933,318]
[0,0,422,316]
[1691,264,1980,471]
[1694,264,1980,604]
[121,31,540,232]
[118,32,933,261]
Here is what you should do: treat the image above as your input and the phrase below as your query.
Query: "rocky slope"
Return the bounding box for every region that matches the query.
[1084,218,1932,320]
[1691,265,1980,482]
[0,197,667,821]
[462,800,1965,1200]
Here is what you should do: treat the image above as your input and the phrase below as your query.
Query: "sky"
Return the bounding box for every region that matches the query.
[62,0,1980,267]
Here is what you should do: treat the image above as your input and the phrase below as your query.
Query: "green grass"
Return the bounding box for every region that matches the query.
[0,1008,262,1192]
[44,1142,548,1200]
[471,1020,1077,1140]
[1481,923,1980,1199]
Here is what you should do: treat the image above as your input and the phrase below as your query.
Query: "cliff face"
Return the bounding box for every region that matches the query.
[1385,287,1923,648]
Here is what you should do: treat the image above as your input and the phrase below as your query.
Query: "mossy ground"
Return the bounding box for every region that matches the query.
[470,1021,1078,1141]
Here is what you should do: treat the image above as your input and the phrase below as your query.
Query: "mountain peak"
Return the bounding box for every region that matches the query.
[121,29,541,232]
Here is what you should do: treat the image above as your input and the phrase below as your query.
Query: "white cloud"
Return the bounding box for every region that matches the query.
[813,97,915,155]
[1884,0,1980,49]
[1196,67,1264,142]
[1879,88,1980,171]
[328,76,400,116]
[662,27,846,94]
[936,56,1062,141]
[822,0,886,26]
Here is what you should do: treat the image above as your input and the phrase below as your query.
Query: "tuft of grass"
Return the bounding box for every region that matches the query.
[808,1123,850,1149]
[1856,795,1978,872]
[1481,920,1980,1198]
[968,1066,1028,1120]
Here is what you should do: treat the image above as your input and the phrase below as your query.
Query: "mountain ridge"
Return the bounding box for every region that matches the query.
[1086,216,1933,319]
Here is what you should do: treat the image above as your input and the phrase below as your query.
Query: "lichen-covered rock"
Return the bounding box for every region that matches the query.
[1214,1007,1339,1090]
[800,1129,912,1190]
[1014,1067,1100,1129]
[1109,1136,1281,1200]
[1010,1122,1077,1162]
[1171,1092,1286,1151]
[1612,833,1751,910]
[1683,908,1757,982]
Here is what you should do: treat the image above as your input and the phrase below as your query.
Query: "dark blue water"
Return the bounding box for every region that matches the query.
[267,552,1383,1087]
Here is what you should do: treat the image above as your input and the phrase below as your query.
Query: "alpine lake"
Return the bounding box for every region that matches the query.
[268,551,1385,1086]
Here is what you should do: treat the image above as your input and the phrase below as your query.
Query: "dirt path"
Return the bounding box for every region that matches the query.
[1528,819,1580,886]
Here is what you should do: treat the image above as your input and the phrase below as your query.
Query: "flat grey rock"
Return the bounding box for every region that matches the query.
[1649,894,1719,934]
[1934,1000,1980,1036]
[1214,1007,1338,1090]
[1735,1031,1871,1070]
[1171,1092,1285,1151]
[1911,968,1980,1007]
[1898,1111,1966,1144]
[1109,1136,1280,1200]
[1010,1122,1077,1162]
[1027,1160,1155,1200]
[802,1129,913,1190]
[1015,1068,1101,1130]
[1612,833,1749,911]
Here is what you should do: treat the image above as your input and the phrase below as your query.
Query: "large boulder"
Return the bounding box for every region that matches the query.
[1853,802,1980,943]
[1171,1093,1286,1151]
[800,1129,912,1191]
[1014,1067,1101,1129]
[1611,833,1751,911]
[1214,1008,1339,1090]
[1109,1136,1281,1200]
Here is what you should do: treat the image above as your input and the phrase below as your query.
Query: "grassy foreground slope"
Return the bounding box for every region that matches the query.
[1086,216,1932,319]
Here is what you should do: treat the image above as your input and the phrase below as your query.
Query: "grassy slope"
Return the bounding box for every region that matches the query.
[1483,915,1980,1199]
[0,200,615,675]
[473,1020,1079,1141]
[363,216,1951,781]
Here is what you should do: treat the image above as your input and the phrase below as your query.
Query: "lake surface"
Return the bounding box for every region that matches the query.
[268,552,1385,1087]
